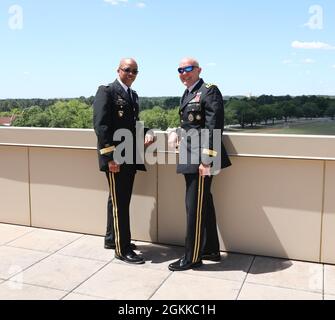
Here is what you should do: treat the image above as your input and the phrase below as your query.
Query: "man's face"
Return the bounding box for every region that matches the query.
[178,60,201,88]
[118,60,139,87]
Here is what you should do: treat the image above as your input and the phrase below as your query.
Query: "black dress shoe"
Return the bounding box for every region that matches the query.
[168,257,202,271]
[202,252,221,262]
[104,242,137,250]
[115,250,145,265]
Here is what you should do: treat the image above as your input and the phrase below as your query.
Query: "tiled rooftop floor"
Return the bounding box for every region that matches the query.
[0,223,334,300]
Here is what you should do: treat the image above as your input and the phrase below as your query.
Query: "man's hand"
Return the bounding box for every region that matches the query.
[168,131,179,150]
[144,133,154,147]
[108,161,120,173]
[199,163,211,177]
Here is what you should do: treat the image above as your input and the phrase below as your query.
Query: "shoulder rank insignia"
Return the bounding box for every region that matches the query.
[205,83,216,88]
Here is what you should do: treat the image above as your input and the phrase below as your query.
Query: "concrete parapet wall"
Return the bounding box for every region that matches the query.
[1,127,335,264]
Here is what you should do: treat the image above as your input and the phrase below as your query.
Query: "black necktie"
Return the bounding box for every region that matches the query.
[127,87,133,104]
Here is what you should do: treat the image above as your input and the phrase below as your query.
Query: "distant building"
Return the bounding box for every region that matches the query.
[0,115,16,126]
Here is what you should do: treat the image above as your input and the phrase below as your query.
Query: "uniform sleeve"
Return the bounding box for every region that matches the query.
[93,86,115,161]
[201,86,224,165]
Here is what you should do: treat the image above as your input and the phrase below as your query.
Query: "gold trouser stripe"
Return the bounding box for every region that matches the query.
[109,173,121,256]
[192,175,204,263]
[100,146,116,155]
[203,149,218,157]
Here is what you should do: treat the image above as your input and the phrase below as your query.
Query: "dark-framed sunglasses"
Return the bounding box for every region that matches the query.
[120,68,139,75]
[178,65,198,74]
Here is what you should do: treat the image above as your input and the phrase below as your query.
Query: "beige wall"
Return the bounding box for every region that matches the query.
[158,165,186,245]
[131,166,158,243]
[214,157,323,262]
[29,147,107,235]
[321,161,335,264]
[0,146,30,226]
[1,127,335,264]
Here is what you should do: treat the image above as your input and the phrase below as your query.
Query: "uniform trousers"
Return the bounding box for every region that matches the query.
[105,167,136,256]
[184,174,220,263]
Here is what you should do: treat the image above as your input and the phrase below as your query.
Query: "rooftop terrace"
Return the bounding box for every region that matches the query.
[0,223,334,300]
[1,127,335,300]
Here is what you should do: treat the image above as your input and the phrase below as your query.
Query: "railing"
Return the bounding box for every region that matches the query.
[1,127,335,264]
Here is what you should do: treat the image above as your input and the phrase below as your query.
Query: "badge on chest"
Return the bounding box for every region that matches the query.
[116,95,127,118]
[116,95,127,107]
[188,113,195,122]
[186,93,202,123]
[189,92,202,104]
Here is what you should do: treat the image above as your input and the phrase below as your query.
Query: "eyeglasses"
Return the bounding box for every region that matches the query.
[177,65,198,74]
[120,68,139,75]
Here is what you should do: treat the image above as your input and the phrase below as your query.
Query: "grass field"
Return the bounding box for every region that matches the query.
[227,119,335,135]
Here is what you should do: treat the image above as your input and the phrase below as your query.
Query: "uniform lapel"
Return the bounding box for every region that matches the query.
[132,90,139,115]
[180,79,204,111]
[113,80,133,105]
[180,89,188,106]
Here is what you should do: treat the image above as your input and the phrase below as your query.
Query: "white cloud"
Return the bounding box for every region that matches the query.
[291,41,335,50]
[332,65,335,69]
[104,0,145,8]
[302,58,315,64]
[104,0,128,5]
[282,59,293,65]
[136,2,146,8]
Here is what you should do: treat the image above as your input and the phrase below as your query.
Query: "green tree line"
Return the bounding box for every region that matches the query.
[225,95,335,128]
[1,95,334,130]
[12,100,93,128]
[0,97,95,112]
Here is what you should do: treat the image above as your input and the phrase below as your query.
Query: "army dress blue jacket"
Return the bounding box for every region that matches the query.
[93,79,146,172]
[177,79,231,174]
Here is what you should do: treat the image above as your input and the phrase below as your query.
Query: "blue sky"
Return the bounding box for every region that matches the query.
[0,0,334,98]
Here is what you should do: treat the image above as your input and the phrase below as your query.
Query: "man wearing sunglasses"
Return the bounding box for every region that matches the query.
[168,57,231,271]
[93,58,153,265]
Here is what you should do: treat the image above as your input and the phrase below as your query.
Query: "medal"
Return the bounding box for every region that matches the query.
[196,114,202,121]
[116,100,126,106]
[116,95,126,106]
[118,111,124,118]
[194,92,202,103]
[188,113,194,122]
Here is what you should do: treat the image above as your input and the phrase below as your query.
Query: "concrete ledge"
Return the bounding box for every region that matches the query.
[0,127,96,149]
[2,127,335,160]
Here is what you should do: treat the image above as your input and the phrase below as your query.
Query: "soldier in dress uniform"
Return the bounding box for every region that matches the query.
[93,58,153,265]
[168,57,231,271]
